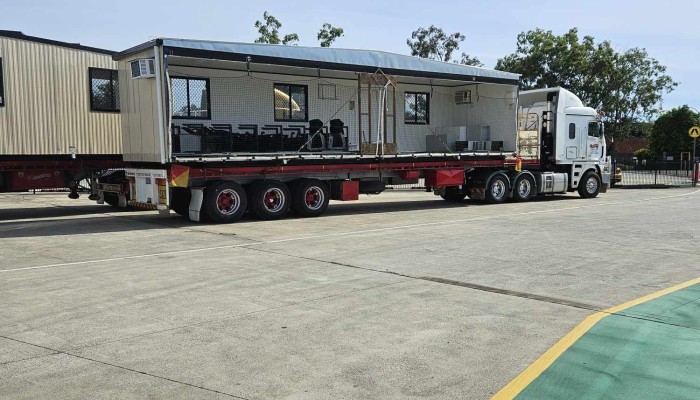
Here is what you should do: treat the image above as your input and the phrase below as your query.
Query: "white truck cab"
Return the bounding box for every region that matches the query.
[519,87,611,197]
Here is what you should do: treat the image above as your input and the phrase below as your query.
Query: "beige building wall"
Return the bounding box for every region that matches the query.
[117,48,162,163]
[0,35,121,156]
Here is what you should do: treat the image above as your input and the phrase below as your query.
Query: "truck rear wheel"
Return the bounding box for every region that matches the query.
[578,172,601,199]
[512,175,535,202]
[440,186,467,202]
[203,181,247,223]
[290,179,330,217]
[248,180,290,220]
[485,175,509,204]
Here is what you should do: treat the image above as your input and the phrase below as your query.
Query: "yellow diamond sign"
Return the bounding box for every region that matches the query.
[690,126,700,138]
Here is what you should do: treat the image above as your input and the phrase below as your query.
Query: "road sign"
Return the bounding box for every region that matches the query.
[690,126,700,138]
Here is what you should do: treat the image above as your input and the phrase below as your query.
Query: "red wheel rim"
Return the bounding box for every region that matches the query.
[216,189,241,215]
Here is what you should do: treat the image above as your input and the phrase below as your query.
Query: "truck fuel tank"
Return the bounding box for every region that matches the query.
[536,172,568,194]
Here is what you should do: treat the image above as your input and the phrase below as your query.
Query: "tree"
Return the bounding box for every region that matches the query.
[634,148,655,160]
[254,11,299,45]
[458,52,483,67]
[407,25,465,62]
[496,28,677,142]
[318,23,344,47]
[649,106,700,157]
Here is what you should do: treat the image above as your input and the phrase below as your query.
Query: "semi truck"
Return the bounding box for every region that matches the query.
[97,38,610,223]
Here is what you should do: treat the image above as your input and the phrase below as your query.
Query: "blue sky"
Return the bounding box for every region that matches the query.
[1,0,697,111]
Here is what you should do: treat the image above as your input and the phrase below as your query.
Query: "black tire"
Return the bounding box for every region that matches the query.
[203,181,247,223]
[103,192,121,208]
[578,172,601,198]
[170,188,191,217]
[485,175,509,204]
[512,174,536,202]
[440,186,467,202]
[248,180,291,220]
[290,179,330,218]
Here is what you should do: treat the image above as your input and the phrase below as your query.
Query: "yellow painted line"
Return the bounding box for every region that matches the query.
[492,276,700,400]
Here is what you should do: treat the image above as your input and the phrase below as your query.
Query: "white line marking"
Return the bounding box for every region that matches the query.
[2,189,698,274]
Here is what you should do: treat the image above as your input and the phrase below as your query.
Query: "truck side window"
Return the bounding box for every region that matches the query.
[588,122,600,137]
[569,123,576,139]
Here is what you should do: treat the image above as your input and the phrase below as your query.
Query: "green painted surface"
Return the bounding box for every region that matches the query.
[516,283,700,400]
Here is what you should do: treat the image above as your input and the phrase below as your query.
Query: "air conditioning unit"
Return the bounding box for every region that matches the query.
[130,59,156,79]
[454,90,472,104]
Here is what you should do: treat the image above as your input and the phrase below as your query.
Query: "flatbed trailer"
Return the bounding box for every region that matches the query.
[95,37,610,223]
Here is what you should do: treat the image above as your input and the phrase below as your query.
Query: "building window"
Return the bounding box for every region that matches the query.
[569,123,576,139]
[89,68,119,112]
[172,77,210,119]
[0,57,5,107]
[404,92,429,124]
[274,84,308,121]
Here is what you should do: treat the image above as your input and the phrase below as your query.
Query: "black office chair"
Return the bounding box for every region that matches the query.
[328,119,347,151]
[306,119,325,151]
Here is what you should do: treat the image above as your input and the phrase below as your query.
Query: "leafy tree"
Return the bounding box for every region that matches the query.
[649,106,700,157]
[318,23,344,47]
[458,52,483,67]
[407,25,464,62]
[634,148,655,160]
[496,28,677,142]
[254,11,299,45]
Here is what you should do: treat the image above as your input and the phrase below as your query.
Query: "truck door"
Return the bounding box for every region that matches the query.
[564,116,591,160]
[585,121,603,161]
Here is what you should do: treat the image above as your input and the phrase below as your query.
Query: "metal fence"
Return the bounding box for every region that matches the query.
[613,160,698,187]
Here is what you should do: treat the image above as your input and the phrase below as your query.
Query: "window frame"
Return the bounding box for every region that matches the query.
[273,83,309,122]
[404,91,430,125]
[569,123,576,139]
[588,121,600,138]
[0,57,5,108]
[88,67,120,113]
[171,76,212,120]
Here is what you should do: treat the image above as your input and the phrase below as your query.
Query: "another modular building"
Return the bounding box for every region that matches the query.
[0,30,121,158]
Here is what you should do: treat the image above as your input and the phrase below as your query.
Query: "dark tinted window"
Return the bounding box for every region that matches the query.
[569,123,576,139]
[172,77,210,119]
[0,57,4,107]
[588,122,600,137]
[274,84,308,121]
[89,68,119,112]
[405,92,430,124]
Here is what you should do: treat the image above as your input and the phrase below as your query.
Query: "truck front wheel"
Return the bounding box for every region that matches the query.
[578,172,601,199]
[248,180,291,220]
[203,181,248,223]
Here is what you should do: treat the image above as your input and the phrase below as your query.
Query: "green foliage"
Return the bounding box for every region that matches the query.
[496,28,677,141]
[318,23,344,47]
[407,25,465,62]
[649,106,700,156]
[634,148,655,160]
[457,52,483,67]
[254,11,299,45]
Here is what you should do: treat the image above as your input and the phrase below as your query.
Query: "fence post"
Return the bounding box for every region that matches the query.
[655,168,658,186]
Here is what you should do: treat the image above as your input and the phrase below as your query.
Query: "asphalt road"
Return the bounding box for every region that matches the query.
[1,188,698,399]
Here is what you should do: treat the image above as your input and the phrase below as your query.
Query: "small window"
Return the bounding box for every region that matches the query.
[274,84,308,121]
[588,122,600,137]
[404,92,430,124]
[318,83,337,100]
[172,77,210,119]
[569,123,576,139]
[0,57,4,107]
[89,68,119,112]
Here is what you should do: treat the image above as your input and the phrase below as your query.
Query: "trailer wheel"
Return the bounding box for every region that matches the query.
[512,175,535,202]
[485,175,509,204]
[290,179,330,217]
[203,181,247,223]
[578,172,601,199]
[440,186,467,202]
[170,188,191,217]
[248,180,290,220]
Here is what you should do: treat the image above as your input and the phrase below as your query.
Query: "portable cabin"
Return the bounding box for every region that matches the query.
[0,31,121,158]
[113,38,520,164]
